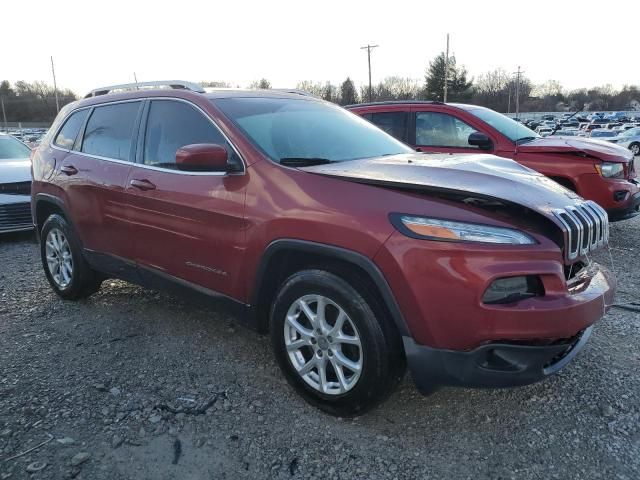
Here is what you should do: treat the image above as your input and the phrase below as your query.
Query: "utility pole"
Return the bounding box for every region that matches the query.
[50,56,60,113]
[360,44,379,102]
[512,66,524,118]
[1,96,7,132]
[443,34,449,103]
[134,72,139,89]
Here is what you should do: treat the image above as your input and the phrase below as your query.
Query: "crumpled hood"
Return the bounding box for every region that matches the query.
[516,136,633,163]
[0,159,32,184]
[301,153,582,216]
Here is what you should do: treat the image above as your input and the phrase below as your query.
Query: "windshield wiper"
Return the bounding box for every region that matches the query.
[280,157,334,167]
[515,136,537,144]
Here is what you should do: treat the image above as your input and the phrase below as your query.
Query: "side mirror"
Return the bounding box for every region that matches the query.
[175,143,229,172]
[468,132,492,150]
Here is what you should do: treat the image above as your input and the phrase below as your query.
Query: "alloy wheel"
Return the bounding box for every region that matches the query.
[284,294,363,395]
[45,228,73,289]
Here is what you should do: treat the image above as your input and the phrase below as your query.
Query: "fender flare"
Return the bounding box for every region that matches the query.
[251,239,411,337]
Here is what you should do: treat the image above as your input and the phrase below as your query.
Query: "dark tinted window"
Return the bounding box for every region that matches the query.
[54,109,88,149]
[415,112,479,148]
[143,100,234,170]
[369,112,409,142]
[81,102,141,161]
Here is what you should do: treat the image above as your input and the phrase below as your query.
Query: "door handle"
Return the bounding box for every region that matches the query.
[60,165,78,176]
[130,179,156,191]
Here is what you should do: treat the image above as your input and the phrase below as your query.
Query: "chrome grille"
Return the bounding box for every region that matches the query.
[553,200,608,261]
[0,202,33,232]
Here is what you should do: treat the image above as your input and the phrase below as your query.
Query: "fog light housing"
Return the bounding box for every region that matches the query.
[483,276,544,305]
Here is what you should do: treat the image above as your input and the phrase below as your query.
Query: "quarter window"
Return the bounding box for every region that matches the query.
[369,112,409,143]
[81,102,142,161]
[415,112,479,148]
[143,100,236,171]
[54,110,89,150]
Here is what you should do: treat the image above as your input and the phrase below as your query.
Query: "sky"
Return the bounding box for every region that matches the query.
[3,0,638,96]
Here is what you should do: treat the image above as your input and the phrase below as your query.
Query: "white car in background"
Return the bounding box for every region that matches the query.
[0,133,33,233]
[607,127,640,156]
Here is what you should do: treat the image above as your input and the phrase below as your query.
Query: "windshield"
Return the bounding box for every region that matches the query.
[591,130,616,137]
[0,136,31,160]
[213,97,412,163]
[467,107,539,143]
[621,127,640,137]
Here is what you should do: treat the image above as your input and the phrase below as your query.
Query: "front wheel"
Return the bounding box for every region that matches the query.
[270,269,405,416]
[630,142,640,156]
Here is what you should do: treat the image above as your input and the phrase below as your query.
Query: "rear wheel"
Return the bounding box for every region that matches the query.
[270,269,405,416]
[630,142,640,156]
[40,214,102,300]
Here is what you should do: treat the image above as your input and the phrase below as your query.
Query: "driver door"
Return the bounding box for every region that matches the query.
[413,110,485,154]
[124,98,248,297]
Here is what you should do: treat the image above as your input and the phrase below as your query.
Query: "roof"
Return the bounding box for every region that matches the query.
[203,89,319,100]
[345,100,443,108]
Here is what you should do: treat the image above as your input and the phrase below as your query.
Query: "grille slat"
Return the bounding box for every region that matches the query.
[553,200,609,261]
[0,182,31,195]
[0,202,33,230]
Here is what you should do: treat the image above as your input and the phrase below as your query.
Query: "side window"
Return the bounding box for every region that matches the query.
[81,102,141,161]
[143,100,236,171]
[54,110,89,149]
[415,112,479,148]
[369,112,409,143]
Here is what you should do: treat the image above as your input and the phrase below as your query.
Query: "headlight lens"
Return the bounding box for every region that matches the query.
[393,215,536,245]
[595,162,624,178]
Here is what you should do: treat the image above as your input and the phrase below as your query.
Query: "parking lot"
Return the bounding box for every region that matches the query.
[0,216,639,480]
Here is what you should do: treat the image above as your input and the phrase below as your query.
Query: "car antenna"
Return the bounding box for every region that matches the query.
[549,105,585,136]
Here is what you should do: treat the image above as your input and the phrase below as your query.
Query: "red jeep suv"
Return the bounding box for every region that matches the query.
[31,82,615,415]
[348,102,640,221]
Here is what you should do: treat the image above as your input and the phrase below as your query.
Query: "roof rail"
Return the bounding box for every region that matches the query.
[271,89,316,97]
[84,80,205,98]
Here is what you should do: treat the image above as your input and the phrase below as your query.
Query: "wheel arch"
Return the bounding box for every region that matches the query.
[250,239,410,338]
[34,194,71,234]
[548,176,578,193]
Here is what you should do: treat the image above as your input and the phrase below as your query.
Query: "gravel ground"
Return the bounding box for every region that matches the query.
[0,216,639,480]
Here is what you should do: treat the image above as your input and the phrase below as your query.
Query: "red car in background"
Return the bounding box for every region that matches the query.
[348,102,640,220]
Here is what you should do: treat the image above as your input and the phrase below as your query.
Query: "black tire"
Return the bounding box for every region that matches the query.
[629,142,640,156]
[270,269,405,416]
[40,214,102,300]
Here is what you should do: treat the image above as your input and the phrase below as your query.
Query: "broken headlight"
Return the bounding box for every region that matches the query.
[391,215,536,245]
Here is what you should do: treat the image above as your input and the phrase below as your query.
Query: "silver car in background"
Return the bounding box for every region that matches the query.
[607,127,640,156]
[0,134,33,233]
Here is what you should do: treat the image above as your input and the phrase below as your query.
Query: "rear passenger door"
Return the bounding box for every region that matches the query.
[125,98,247,297]
[364,111,410,144]
[55,101,142,263]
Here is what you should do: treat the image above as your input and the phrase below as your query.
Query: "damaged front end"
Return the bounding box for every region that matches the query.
[301,152,610,265]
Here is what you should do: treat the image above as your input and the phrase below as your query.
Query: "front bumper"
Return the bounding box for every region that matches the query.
[403,327,592,394]
[607,190,640,221]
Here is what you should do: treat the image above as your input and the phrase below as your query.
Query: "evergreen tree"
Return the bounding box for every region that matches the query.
[339,77,358,105]
[424,53,472,102]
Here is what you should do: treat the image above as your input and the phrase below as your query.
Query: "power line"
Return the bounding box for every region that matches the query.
[360,44,379,102]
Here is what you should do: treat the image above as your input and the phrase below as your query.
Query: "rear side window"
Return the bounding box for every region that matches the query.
[369,112,409,143]
[54,110,88,149]
[143,100,235,170]
[81,102,141,161]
